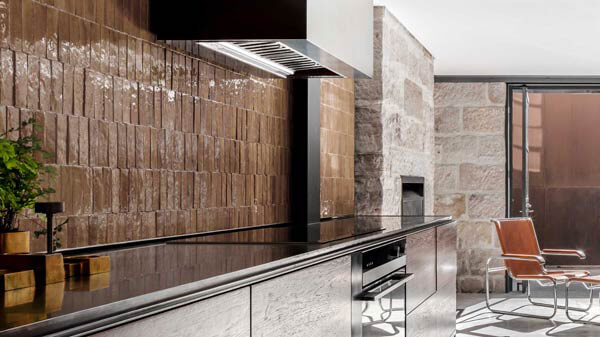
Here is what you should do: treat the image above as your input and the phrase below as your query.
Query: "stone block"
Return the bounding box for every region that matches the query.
[459,163,504,191]
[457,221,494,249]
[354,101,382,123]
[435,135,479,164]
[489,273,506,293]
[458,276,484,293]
[434,165,457,192]
[434,193,466,219]
[399,117,424,151]
[478,135,504,160]
[355,153,385,174]
[463,106,504,133]
[457,249,470,277]
[404,79,423,119]
[467,248,500,276]
[434,82,489,107]
[434,106,461,133]
[467,193,505,219]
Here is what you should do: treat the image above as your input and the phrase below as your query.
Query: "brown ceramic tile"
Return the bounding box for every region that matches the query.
[116,122,126,168]
[126,123,135,168]
[7,0,21,51]
[93,72,104,120]
[0,1,6,48]
[119,169,129,212]
[121,79,130,123]
[174,92,182,131]
[97,120,109,166]
[21,0,34,54]
[128,168,138,213]
[13,50,26,108]
[152,170,160,210]
[79,20,90,68]
[24,53,39,108]
[49,60,63,113]
[139,169,150,212]
[108,29,118,76]
[181,94,193,133]
[108,122,117,167]
[66,115,79,164]
[0,48,14,106]
[129,81,138,124]
[79,116,89,165]
[67,216,89,248]
[55,113,67,164]
[57,10,70,64]
[39,58,51,111]
[73,66,84,115]
[104,75,114,121]
[135,38,142,81]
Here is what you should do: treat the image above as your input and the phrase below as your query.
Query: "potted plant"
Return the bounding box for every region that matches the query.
[0,119,54,254]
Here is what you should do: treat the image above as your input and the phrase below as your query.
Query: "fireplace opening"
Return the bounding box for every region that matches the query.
[402,176,424,216]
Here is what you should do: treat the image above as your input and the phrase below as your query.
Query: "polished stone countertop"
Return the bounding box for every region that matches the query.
[0,215,453,337]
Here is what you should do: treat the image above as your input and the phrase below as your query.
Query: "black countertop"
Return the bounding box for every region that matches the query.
[0,215,453,337]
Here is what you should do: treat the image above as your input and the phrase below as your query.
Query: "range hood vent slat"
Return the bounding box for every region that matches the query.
[197,41,337,78]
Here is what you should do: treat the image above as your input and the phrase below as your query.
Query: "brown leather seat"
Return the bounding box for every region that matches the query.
[491,217,588,281]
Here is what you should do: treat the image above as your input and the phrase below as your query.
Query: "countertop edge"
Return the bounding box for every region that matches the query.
[6,217,454,337]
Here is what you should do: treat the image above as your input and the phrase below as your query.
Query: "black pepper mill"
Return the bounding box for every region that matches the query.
[34,202,65,254]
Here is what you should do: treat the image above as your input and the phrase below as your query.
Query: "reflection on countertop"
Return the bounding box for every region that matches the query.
[0,215,451,335]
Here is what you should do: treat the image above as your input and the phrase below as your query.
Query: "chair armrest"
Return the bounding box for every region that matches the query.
[500,254,545,264]
[541,249,586,259]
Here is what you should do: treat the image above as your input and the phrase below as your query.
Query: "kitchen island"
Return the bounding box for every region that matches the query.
[0,216,455,337]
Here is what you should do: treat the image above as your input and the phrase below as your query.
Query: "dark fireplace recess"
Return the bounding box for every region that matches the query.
[402,176,424,216]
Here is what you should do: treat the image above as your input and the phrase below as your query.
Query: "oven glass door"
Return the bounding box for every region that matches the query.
[359,270,411,337]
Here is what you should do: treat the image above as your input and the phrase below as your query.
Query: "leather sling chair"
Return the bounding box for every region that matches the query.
[487,218,590,319]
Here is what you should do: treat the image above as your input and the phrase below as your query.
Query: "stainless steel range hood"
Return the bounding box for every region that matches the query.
[150,0,373,79]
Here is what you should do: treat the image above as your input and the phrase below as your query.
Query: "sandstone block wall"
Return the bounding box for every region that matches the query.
[434,82,506,292]
[355,7,435,216]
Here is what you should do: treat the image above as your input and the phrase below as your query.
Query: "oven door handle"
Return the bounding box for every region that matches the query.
[355,272,414,301]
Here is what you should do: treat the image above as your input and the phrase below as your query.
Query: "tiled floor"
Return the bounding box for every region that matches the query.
[457,283,600,336]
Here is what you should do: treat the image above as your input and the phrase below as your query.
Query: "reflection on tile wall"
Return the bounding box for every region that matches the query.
[0,0,292,250]
[320,79,355,218]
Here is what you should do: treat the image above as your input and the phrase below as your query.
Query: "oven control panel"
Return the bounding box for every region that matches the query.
[362,239,406,274]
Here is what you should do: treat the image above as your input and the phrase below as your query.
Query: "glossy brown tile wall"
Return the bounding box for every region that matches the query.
[320,79,355,218]
[0,0,292,250]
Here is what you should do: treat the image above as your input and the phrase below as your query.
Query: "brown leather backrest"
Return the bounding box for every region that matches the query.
[491,218,544,277]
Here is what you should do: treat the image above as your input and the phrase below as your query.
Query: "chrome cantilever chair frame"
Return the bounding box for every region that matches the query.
[566,281,600,325]
[528,280,593,312]
[485,257,593,320]
[485,255,559,319]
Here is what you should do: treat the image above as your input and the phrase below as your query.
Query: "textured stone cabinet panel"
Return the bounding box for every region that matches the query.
[406,281,456,337]
[92,288,250,337]
[406,290,437,337]
[251,256,352,337]
[437,222,457,289]
[406,228,436,313]
[435,281,457,337]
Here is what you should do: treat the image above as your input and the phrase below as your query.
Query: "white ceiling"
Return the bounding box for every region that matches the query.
[375,0,600,76]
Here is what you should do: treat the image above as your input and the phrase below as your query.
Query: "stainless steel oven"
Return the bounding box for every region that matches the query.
[352,238,413,337]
